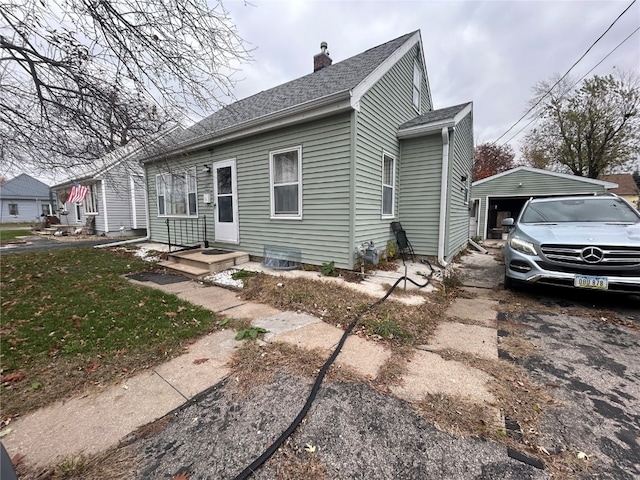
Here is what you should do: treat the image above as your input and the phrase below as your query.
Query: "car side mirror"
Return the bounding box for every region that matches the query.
[501,218,514,230]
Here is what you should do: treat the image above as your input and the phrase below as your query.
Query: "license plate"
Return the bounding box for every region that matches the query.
[574,275,608,290]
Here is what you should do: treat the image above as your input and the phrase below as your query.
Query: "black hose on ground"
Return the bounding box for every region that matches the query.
[233,263,435,480]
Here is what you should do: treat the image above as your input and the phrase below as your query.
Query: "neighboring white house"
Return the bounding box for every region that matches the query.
[0,174,52,224]
[50,143,151,236]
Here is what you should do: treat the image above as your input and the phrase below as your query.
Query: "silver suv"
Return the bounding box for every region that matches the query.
[502,194,640,293]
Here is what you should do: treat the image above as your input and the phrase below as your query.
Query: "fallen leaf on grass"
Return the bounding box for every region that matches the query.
[304,444,316,453]
[85,363,101,373]
[0,371,25,385]
[171,472,190,480]
[165,311,177,318]
[193,358,209,365]
[177,306,187,313]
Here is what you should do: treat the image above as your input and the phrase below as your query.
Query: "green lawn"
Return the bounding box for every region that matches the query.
[0,228,32,242]
[0,247,221,417]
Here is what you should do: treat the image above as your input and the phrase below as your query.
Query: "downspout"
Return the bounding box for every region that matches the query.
[101,180,109,233]
[437,126,450,267]
[130,176,137,230]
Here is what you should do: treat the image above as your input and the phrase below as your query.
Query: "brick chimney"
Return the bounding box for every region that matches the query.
[313,42,332,72]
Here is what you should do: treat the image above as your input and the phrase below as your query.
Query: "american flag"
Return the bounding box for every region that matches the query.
[67,182,89,203]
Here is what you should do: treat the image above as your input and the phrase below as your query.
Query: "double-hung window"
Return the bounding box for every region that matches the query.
[156,167,197,216]
[8,203,18,216]
[270,146,302,219]
[413,61,421,112]
[382,152,396,217]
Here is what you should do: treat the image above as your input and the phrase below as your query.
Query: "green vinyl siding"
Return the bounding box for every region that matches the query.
[146,113,354,268]
[472,168,610,239]
[354,44,428,257]
[445,111,473,258]
[398,134,443,255]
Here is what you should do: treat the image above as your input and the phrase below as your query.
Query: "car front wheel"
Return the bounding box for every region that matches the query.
[504,273,520,291]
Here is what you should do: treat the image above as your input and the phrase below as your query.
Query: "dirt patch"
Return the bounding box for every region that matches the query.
[15,446,136,480]
[228,341,364,400]
[239,274,447,348]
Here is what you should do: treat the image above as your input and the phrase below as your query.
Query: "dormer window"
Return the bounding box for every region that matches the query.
[413,61,421,111]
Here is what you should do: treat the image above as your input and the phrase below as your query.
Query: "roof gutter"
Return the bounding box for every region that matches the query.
[437,126,451,267]
[142,90,354,163]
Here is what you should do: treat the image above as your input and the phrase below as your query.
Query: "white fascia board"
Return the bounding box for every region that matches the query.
[350,31,421,109]
[147,91,353,161]
[472,166,618,188]
[417,32,434,109]
[397,103,472,139]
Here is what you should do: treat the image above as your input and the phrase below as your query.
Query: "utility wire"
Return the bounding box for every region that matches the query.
[501,25,640,146]
[493,0,637,144]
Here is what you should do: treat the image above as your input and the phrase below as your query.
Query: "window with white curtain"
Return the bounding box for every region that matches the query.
[382,152,395,217]
[156,167,197,217]
[270,146,302,219]
[413,60,421,111]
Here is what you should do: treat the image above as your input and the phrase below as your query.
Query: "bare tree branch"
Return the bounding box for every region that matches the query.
[0,0,250,177]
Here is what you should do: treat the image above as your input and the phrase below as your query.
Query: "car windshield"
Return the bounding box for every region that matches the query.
[521,197,640,223]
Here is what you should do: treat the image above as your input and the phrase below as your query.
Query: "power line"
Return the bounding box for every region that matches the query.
[492,0,637,144]
[501,25,640,146]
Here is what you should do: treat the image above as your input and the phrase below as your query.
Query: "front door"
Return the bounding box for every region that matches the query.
[213,159,239,243]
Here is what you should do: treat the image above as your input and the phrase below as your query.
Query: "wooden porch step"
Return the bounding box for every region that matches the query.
[158,261,210,279]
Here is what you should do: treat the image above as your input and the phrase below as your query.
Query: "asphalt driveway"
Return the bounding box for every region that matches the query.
[500,286,640,479]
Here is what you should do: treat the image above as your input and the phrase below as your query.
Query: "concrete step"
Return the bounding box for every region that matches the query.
[158,261,210,279]
[167,249,250,274]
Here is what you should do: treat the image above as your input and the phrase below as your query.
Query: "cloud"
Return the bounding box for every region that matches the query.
[224,0,640,154]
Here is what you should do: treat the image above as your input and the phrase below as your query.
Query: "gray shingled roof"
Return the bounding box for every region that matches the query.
[0,173,50,199]
[166,31,418,148]
[399,102,471,130]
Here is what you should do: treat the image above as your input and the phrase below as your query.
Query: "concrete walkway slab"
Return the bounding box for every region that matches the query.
[3,371,186,468]
[176,285,244,312]
[254,312,321,341]
[222,301,281,320]
[272,321,344,351]
[338,335,392,379]
[445,297,499,328]
[390,350,495,404]
[421,321,498,360]
[153,329,238,398]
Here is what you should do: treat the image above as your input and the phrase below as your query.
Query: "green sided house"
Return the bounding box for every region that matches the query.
[140,31,474,271]
[471,167,617,240]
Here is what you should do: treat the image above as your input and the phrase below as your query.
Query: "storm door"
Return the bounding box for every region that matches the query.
[213,159,238,243]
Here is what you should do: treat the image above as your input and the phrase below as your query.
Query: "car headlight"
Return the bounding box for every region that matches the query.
[510,237,537,255]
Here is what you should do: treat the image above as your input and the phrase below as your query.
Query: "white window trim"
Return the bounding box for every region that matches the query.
[269,145,303,220]
[381,151,396,218]
[412,60,421,113]
[156,167,198,218]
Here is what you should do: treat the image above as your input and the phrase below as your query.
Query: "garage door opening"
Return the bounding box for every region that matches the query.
[486,197,529,239]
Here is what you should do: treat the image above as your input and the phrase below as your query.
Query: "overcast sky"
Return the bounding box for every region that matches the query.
[222,0,639,159]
